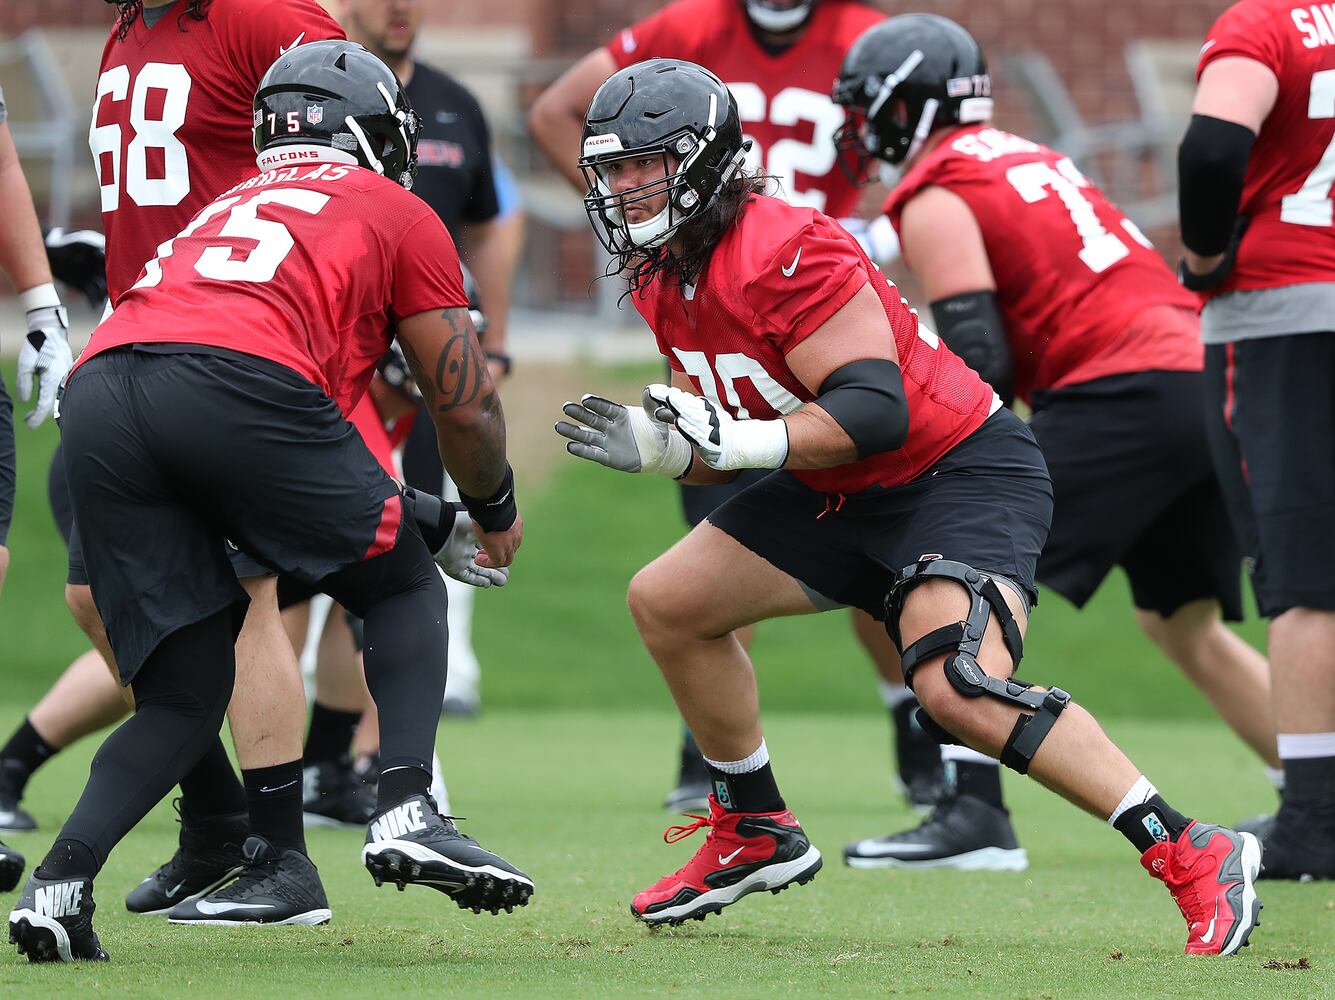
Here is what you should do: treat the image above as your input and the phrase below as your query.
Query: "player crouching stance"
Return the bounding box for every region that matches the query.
[8,41,530,963]
[557,58,1263,955]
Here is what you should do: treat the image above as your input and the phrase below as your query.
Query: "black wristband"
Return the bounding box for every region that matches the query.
[457,463,517,533]
[403,487,455,552]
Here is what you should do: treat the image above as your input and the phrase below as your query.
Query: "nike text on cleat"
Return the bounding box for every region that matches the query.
[1142,821,1262,956]
[167,836,331,926]
[0,841,26,893]
[125,804,247,916]
[844,794,1028,871]
[361,794,533,915]
[8,873,108,962]
[630,794,822,927]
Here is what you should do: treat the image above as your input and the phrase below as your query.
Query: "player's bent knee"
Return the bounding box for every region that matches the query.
[627,560,699,641]
[884,558,1068,774]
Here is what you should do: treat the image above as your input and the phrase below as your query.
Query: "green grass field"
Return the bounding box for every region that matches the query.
[0,362,1331,997]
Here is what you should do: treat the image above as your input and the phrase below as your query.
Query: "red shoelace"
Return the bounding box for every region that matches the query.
[663,813,713,844]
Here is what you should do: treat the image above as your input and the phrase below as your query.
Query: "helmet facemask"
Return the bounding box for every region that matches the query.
[580,125,748,259]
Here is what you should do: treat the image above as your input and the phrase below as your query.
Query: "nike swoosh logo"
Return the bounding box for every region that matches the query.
[258,780,298,793]
[280,31,306,55]
[1200,39,1217,55]
[718,846,744,865]
[857,841,935,854]
[1199,900,1221,944]
[486,490,513,508]
[168,881,187,898]
[195,899,275,915]
[781,247,802,277]
[436,111,458,124]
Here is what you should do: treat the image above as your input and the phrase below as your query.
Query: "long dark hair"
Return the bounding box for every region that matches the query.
[112,0,215,41]
[617,171,775,296]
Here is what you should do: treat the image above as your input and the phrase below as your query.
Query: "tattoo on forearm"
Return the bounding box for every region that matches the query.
[433,308,488,412]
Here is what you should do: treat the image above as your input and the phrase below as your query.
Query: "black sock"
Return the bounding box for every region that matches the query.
[705,761,785,814]
[178,737,247,828]
[242,760,306,854]
[377,764,431,808]
[1114,794,1192,853]
[304,702,362,766]
[1282,755,1335,807]
[0,717,59,796]
[38,839,98,880]
[951,759,1006,810]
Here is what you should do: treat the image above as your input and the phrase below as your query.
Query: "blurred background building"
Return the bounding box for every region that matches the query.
[0,0,1219,330]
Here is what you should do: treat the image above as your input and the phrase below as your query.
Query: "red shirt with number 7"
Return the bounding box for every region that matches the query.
[883,125,1200,404]
[90,0,344,305]
[1196,0,1335,297]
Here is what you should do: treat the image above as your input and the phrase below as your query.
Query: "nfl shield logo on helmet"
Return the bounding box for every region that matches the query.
[307,104,324,125]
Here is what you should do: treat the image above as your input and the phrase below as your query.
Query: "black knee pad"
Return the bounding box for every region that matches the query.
[883,558,1069,773]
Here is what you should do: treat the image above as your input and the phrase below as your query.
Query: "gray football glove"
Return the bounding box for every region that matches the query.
[18,298,73,430]
[434,508,509,589]
[555,392,693,476]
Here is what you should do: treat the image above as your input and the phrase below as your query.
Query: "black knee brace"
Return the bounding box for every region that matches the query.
[884,559,1070,775]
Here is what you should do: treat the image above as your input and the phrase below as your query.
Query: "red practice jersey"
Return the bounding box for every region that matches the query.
[78,154,467,416]
[634,195,997,496]
[1198,0,1335,295]
[606,0,883,217]
[90,0,345,304]
[884,125,1201,403]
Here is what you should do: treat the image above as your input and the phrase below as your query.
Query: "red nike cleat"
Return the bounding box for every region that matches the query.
[1141,821,1263,956]
[630,794,822,926]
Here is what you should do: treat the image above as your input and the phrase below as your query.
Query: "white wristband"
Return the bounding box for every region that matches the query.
[732,418,790,470]
[20,282,61,313]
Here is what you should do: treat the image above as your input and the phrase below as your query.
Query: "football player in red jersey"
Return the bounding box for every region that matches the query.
[1180,0,1335,880]
[831,15,1279,882]
[0,0,352,924]
[531,0,941,816]
[555,59,1263,953]
[6,41,531,963]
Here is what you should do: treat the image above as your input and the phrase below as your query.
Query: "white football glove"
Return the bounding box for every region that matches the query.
[555,392,693,476]
[433,508,509,589]
[643,383,789,471]
[17,284,73,430]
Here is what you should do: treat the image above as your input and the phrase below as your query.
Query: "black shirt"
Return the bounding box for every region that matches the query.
[405,61,499,239]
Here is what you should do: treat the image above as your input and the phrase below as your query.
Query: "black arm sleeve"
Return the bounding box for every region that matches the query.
[930,290,1013,407]
[815,359,908,459]
[1178,114,1255,256]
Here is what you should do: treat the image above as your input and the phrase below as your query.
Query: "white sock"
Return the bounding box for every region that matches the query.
[879,680,916,709]
[940,744,997,766]
[1265,766,1286,790]
[1107,774,1157,827]
[1276,732,1335,759]
[703,740,769,774]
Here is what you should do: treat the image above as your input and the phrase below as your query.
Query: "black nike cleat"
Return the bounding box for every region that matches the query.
[8,872,108,962]
[125,804,247,915]
[168,836,331,925]
[0,774,37,834]
[663,730,711,814]
[844,793,1029,870]
[362,794,533,914]
[0,840,24,892]
[303,757,377,829]
[1257,801,1335,880]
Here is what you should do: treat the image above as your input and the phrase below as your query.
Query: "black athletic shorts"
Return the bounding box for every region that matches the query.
[680,468,771,527]
[1029,370,1244,620]
[61,347,404,682]
[1205,333,1335,617]
[0,370,14,547]
[49,439,271,587]
[706,408,1053,618]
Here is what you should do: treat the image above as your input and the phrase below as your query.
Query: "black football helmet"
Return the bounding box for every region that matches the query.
[741,0,818,34]
[379,265,486,399]
[253,39,420,189]
[579,59,751,258]
[832,14,992,184]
